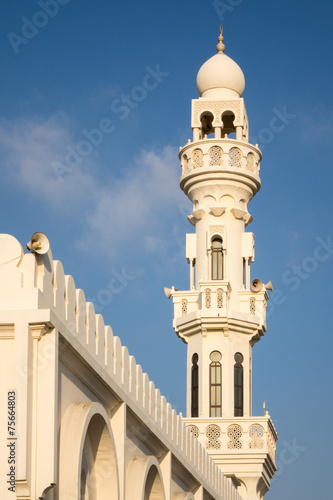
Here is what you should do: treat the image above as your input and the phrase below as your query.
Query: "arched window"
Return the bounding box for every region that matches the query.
[234,352,244,416]
[200,111,214,137]
[191,353,199,417]
[221,111,236,137]
[210,351,222,417]
[211,237,223,280]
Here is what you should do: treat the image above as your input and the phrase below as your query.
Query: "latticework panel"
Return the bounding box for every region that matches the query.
[250,297,256,314]
[217,289,223,308]
[192,149,204,168]
[229,147,242,168]
[181,299,188,316]
[209,146,223,166]
[188,425,199,439]
[249,424,264,449]
[227,424,243,449]
[205,289,212,308]
[205,424,222,450]
[209,226,224,237]
[267,430,276,460]
[246,152,255,172]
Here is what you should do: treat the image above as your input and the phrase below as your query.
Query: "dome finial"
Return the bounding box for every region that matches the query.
[216,25,225,54]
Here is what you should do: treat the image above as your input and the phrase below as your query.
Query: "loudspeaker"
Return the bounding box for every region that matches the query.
[251,279,263,292]
[265,280,273,292]
[251,279,273,293]
[164,286,178,299]
[26,232,50,255]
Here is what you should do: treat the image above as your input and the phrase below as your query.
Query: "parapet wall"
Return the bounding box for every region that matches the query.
[0,234,241,500]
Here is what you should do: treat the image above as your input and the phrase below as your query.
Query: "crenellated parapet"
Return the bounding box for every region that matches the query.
[0,233,241,500]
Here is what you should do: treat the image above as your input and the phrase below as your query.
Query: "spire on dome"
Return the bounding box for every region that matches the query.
[196,28,245,98]
[216,25,225,53]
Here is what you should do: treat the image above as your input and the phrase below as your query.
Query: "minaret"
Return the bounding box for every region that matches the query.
[169,29,278,499]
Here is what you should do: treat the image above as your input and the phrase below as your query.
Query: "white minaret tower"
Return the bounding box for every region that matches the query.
[168,29,278,500]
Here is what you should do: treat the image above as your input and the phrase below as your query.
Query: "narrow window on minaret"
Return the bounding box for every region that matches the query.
[234,352,244,416]
[209,351,222,417]
[211,237,223,280]
[191,354,199,417]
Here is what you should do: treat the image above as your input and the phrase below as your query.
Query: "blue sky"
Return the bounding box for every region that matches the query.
[1,1,333,498]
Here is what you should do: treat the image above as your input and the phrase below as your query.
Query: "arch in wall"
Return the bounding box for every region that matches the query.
[234,352,244,417]
[126,455,166,500]
[199,111,215,137]
[221,110,236,137]
[211,237,223,280]
[191,353,199,417]
[59,402,119,500]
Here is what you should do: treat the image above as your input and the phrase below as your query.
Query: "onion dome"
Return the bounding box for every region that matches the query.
[196,28,245,98]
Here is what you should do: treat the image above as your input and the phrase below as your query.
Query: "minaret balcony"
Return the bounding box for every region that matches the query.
[183,415,278,485]
[238,289,268,338]
[172,281,231,320]
[172,281,232,339]
[179,138,262,197]
[172,284,268,341]
[199,280,231,314]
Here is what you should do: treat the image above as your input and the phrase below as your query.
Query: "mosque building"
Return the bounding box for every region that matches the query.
[0,29,277,500]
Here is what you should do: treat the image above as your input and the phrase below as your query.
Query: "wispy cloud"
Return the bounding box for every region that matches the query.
[0,115,99,207]
[77,145,185,261]
[0,116,187,263]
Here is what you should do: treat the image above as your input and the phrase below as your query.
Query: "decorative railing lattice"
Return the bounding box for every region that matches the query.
[205,288,212,309]
[180,142,260,176]
[227,424,243,449]
[249,424,264,449]
[206,424,222,450]
[184,417,277,459]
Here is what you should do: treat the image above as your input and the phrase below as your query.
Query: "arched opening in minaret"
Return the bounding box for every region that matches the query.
[200,111,214,138]
[234,352,244,416]
[191,353,199,417]
[210,351,222,417]
[211,237,223,280]
[221,111,236,138]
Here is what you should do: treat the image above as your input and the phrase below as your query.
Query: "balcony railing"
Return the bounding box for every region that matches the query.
[172,283,268,328]
[179,139,261,179]
[184,415,277,463]
[172,281,231,320]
